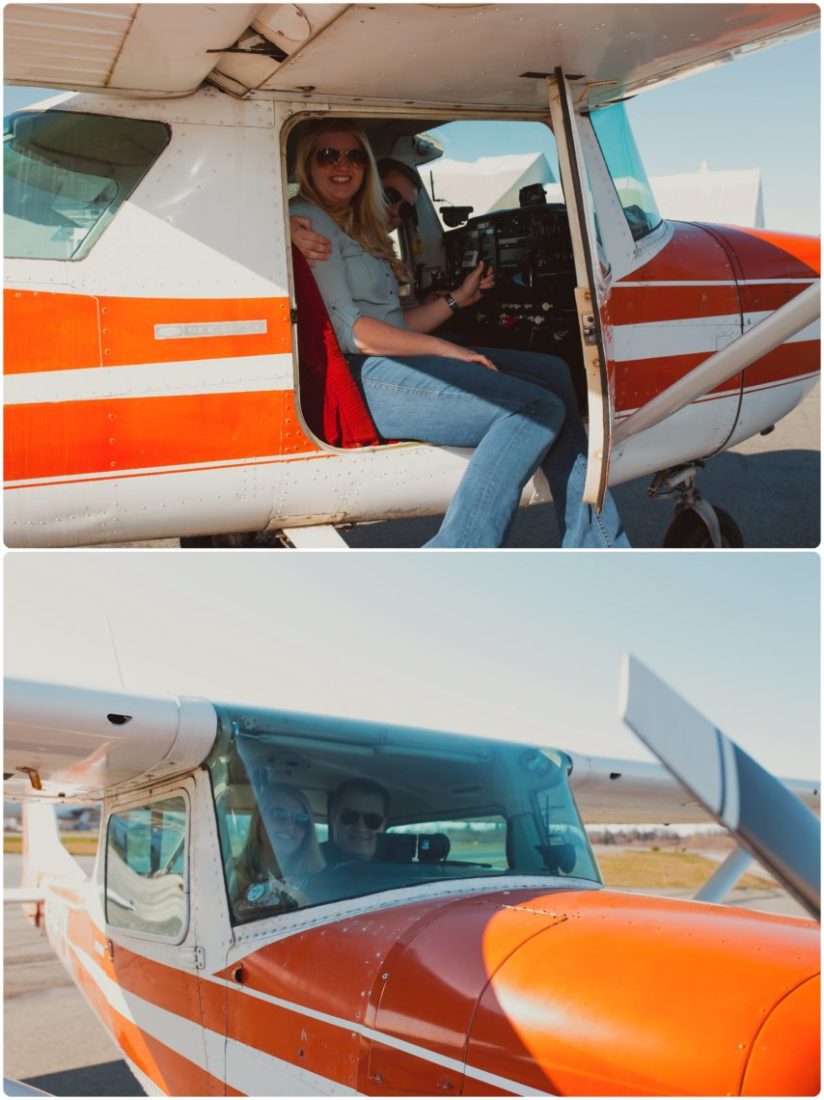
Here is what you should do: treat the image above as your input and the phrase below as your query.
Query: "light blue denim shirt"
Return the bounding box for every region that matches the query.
[290,199,407,354]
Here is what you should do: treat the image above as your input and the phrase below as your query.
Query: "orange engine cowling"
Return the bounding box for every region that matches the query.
[363,887,819,1095]
[231,885,819,1096]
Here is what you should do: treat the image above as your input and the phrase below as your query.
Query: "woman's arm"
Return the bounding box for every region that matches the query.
[353,315,497,369]
[403,261,495,334]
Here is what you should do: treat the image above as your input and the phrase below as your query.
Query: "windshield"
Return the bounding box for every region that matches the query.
[589,101,662,241]
[206,706,600,924]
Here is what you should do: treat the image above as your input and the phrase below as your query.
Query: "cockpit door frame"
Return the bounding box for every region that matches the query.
[547,69,612,509]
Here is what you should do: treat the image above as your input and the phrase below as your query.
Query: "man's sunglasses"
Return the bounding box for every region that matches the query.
[266,806,311,827]
[384,186,415,220]
[315,147,369,168]
[339,808,385,830]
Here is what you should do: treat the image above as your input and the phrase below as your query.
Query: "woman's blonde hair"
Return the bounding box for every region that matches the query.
[236,783,324,897]
[294,120,405,279]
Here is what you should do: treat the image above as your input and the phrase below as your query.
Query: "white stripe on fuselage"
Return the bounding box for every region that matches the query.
[610,314,818,363]
[64,912,557,1096]
[4,353,294,405]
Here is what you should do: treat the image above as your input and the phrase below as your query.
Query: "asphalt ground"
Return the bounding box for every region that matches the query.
[107,385,820,550]
[3,853,808,1096]
[3,858,142,1097]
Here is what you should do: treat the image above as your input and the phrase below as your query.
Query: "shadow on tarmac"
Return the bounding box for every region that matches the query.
[24,1062,143,1097]
[341,447,821,548]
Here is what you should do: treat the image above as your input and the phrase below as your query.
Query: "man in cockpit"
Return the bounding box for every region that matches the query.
[323,778,389,863]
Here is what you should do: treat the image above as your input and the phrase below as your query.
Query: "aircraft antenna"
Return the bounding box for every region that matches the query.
[107,616,126,689]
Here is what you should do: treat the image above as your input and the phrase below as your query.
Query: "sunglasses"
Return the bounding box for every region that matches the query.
[384,186,416,221]
[266,806,310,827]
[339,808,385,830]
[315,147,368,168]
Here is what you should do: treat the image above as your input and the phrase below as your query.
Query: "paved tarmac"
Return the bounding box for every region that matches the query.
[3,856,142,1097]
[3,853,809,1095]
[342,384,821,548]
[108,385,819,550]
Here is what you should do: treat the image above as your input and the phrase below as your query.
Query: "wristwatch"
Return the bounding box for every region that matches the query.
[445,293,461,313]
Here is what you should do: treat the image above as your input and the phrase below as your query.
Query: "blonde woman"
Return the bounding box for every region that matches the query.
[234,783,323,915]
[290,120,628,548]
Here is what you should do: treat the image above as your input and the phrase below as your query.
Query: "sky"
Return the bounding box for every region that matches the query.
[4,30,819,235]
[4,552,819,781]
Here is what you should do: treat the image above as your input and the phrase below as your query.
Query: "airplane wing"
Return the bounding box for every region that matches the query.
[3,679,218,801]
[620,654,820,919]
[3,4,264,97]
[3,4,819,106]
[567,750,819,825]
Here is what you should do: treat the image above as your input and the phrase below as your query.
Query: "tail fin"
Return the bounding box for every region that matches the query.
[22,800,86,892]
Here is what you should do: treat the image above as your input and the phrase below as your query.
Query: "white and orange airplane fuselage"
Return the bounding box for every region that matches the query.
[6,668,819,1098]
[3,4,820,546]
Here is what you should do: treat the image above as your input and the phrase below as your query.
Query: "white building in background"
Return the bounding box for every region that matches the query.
[652,163,764,227]
[429,155,765,228]
[429,152,556,220]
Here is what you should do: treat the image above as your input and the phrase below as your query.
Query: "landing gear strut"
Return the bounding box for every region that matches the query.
[649,463,744,548]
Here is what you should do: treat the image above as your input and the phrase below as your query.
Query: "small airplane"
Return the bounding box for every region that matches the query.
[3,3,820,548]
[4,656,820,1095]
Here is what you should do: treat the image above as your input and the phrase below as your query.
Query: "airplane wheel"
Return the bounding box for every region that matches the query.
[663,507,744,548]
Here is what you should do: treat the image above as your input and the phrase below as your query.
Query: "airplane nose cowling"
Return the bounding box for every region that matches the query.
[461,890,819,1095]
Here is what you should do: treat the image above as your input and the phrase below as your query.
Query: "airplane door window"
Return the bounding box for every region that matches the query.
[105,795,188,939]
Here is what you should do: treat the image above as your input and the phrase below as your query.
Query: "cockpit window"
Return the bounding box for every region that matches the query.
[3,110,170,261]
[206,705,601,925]
[589,102,662,241]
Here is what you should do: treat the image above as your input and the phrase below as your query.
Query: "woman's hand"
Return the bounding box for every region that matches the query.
[436,340,498,370]
[453,260,495,308]
[290,216,332,266]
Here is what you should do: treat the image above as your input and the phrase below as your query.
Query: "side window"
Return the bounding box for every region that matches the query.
[387,815,508,869]
[105,795,187,939]
[4,110,170,261]
[589,101,662,242]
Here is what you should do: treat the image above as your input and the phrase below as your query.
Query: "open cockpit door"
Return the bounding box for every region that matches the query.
[547,70,612,509]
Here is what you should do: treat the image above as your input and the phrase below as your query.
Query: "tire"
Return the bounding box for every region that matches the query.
[663,506,744,548]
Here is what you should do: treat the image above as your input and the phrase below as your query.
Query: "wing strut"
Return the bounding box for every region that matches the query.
[693,845,753,905]
[613,284,819,445]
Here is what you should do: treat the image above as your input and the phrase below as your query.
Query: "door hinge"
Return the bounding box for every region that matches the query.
[581,312,598,345]
[290,307,298,324]
[179,946,206,970]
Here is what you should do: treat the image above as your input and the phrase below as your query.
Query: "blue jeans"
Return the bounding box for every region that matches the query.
[348,348,629,548]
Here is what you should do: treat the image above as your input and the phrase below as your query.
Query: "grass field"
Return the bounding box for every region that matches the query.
[4,833,99,856]
[597,848,772,890]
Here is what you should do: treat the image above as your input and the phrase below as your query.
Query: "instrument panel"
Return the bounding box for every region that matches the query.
[439,204,583,379]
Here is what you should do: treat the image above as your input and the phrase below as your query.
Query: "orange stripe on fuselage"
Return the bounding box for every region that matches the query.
[4,290,292,374]
[4,389,320,481]
[614,341,818,414]
[608,283,741,326]
[69,947,223,1095]
[64,910,223,1095]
